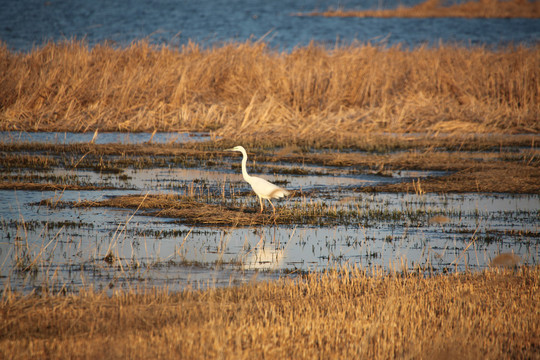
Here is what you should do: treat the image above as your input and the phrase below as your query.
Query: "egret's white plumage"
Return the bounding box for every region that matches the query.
[226,146,290,214]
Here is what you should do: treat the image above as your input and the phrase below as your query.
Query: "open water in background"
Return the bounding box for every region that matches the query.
[1,0,539,51]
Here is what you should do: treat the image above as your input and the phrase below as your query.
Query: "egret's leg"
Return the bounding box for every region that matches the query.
[259,197,264,213]
[268,199,276,215]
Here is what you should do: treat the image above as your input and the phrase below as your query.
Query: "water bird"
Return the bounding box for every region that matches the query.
[225,146,290,214]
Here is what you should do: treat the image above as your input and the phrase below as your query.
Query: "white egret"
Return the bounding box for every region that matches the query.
[225,146,290,214]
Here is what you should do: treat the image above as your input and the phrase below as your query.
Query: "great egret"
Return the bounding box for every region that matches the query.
[225,146,290,214]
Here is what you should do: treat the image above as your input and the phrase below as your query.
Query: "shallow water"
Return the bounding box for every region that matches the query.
[0,131,212,145]
[1,0,538,52]
[0,132,538,293]
[1,188,538,293]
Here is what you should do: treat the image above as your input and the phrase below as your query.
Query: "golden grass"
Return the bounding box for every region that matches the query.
[1,41,538,144]
[303,0,540,18]
[1,267,538,359]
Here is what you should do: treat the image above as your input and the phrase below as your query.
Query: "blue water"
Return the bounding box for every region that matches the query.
[1,0,538,52]
[0,131,212,145]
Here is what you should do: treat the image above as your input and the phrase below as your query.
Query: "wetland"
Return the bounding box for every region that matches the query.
[1,34,539,358]
[1,132,538,293]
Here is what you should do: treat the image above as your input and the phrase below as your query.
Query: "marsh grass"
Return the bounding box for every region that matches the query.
[1,41,538,141]
[0,266,538,359]
[69,194,289,226]
[1,139,538,193]
[364,164,540,193]
[1,133,538,158]
[302,0,540,18]
[55,191,517,227]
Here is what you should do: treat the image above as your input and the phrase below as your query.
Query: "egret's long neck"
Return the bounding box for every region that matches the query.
[240,149,252,182]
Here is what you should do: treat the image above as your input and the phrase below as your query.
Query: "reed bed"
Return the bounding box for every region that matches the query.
[1,41,538,144]
[302,0,540,18]
[1,266,538,359]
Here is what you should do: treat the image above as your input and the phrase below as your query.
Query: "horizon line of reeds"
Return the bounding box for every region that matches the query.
[299,0,540,19]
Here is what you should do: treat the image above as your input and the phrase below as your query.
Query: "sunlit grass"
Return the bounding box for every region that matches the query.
[1,36,538,359]
[1,41,538,142]
[1,266,538,359]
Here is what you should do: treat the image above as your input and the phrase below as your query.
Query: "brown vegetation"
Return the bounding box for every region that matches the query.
[1,41,538,144]
[1,140,538,194]
[364,164,540,193]
[1,267,538,359]
[71,194,279,226]
[1,37,538,360]
[302,0,540,18]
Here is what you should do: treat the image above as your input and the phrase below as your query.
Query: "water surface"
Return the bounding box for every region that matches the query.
[1,0,538,51]
[1,132,538,293]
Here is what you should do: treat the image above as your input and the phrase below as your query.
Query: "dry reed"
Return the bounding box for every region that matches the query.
[0,266,538,359]
[302,0,540,18]
[1,40,538,144]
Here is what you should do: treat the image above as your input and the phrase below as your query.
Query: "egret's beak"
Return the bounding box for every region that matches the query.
[224,148,235,152]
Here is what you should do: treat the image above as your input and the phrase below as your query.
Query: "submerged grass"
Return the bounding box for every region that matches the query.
[0,266,538,359]
[1,41,538,141]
